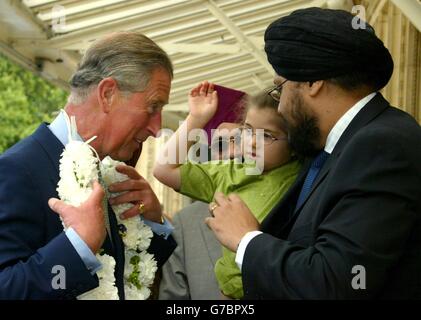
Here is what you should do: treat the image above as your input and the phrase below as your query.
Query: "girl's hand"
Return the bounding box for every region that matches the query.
[188,81,218,124]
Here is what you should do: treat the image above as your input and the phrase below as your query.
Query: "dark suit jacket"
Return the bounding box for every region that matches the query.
[242,94,421,299]
[0,123,176,299]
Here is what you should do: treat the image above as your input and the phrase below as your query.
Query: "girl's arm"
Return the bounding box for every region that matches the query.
[153,81,218,190]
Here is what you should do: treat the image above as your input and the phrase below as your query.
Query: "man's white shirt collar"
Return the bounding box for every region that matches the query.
[324,92,377,154]
[48,110,84,145]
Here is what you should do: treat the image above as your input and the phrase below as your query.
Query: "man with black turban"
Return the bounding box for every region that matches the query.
[205,7,421,299]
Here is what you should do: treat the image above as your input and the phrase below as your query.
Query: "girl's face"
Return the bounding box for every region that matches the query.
[242,106,291,172]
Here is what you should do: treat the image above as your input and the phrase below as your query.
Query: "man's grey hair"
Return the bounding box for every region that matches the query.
[68,32,173,104]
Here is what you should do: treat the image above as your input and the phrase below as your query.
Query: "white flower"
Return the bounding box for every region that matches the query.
[78,254,119,300]
[116,217,153,251]
[137,221,153,251]
[57,129,157,300]
[101,157,154,251]
[101,157,128,185]
[57,141,99,207]
[136,251,158,287]
[120,218,141,248]
[125,284,150,300]
[123,250,157,295]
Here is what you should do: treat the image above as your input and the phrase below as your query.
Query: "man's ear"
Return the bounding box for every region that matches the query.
[307,80,324,97]
[97,77,118,113]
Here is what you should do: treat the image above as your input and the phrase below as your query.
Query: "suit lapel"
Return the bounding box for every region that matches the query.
[32,123,63,186]
[327,93,390,157]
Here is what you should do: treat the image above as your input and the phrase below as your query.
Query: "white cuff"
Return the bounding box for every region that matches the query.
[235,231,263,271]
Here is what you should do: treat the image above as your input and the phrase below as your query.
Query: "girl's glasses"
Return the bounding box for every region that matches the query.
[240,126,287,145]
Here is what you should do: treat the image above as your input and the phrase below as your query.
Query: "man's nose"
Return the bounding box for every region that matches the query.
[146,112,162,137]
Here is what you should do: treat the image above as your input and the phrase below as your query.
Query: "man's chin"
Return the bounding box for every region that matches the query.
[287,117,321,159]
[107,149,133,162]
[287,127,321,159]
[289,139,321,159]
[124,145,143,166]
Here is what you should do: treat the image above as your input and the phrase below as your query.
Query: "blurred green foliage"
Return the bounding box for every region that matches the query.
[0,54,68,153]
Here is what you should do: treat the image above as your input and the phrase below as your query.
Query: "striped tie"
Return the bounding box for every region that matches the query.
[296,150,329,209]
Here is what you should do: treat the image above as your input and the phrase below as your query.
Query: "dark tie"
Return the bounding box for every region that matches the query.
[295,150,329,209]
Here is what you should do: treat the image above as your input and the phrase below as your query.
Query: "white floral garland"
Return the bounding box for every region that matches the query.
[56,112,157,300]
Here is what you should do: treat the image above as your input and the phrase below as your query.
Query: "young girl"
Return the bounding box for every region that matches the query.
[154,81,300,299]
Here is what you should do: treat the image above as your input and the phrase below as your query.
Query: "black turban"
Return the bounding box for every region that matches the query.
[264,7,394,90]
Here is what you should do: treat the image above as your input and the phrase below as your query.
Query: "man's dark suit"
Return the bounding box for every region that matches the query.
[242,94,421,299]
[0,124,176,299]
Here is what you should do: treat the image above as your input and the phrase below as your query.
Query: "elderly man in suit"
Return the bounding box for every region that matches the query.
[0,32,176,299]
[206,8,421,299]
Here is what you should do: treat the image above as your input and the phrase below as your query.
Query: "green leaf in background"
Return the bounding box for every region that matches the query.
[0,53,68,153]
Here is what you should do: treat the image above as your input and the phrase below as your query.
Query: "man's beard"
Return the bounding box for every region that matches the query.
[280,95,322,159]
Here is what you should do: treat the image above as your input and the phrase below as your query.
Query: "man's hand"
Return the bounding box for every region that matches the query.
[205,192,260,252]
[48,181,106,253]
[108,165,163,223]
